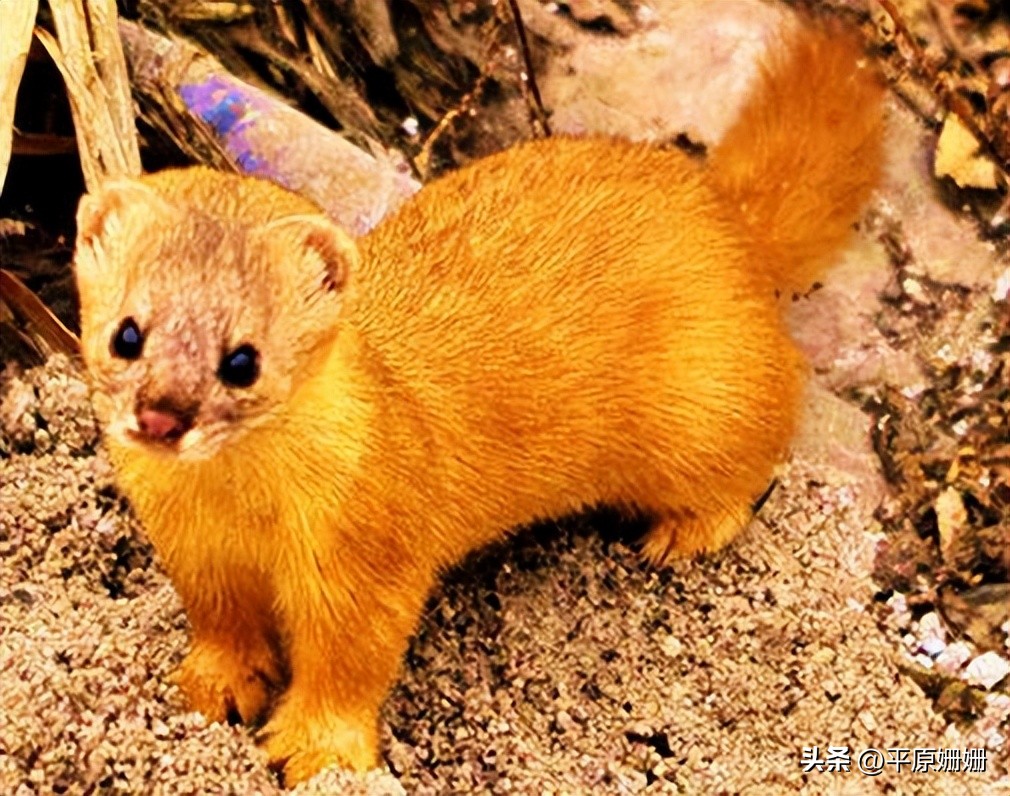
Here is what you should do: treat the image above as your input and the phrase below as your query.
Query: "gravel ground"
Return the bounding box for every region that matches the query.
[1,353,1007,795]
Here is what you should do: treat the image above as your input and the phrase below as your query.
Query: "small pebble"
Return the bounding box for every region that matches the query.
[965,652,1010,690]
[935,641,973,674]
[857,710,878,732]
[555,710,574,733]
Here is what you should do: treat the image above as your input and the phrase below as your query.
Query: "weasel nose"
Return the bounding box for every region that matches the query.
[136,407,193,443]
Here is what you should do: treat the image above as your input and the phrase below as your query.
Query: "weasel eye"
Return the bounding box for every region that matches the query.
[111,317,144,360]
[218,344,260,388]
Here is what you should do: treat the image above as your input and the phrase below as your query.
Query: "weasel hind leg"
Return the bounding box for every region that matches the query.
[638,478,779,565]
[639,501,752,565]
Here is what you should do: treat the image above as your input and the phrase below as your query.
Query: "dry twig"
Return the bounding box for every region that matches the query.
[0,0,39,193]
[0,270,80,356]
[36,0,142,191]
[414,55,502,179]
[876,0,1010,178]
[506,0,552,137]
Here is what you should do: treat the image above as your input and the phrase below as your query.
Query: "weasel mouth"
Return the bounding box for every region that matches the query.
[123,403,198,452]
[125,426,186,451]
[121,423,220,462]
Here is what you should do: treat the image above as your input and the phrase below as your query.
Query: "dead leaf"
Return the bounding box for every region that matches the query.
[934,113,1002,189]
[939,583,1010,652]
[936,486,968,556]
[934,678,987,723]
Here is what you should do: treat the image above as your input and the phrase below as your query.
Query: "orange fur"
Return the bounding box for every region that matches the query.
[710,16,885,295]
[73,18,883,787]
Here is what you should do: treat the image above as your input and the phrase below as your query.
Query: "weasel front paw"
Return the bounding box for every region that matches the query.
[172,638,279,725]
[257,696,379,786]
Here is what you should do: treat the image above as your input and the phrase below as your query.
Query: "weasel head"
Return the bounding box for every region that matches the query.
[73,173,357,462]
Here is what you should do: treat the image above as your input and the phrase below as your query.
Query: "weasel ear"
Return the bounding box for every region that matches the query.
[260,214,358,295]
[76,178,173,246]
[75,178,179,301]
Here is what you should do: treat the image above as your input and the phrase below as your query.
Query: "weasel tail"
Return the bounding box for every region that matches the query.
[709,18,885,296]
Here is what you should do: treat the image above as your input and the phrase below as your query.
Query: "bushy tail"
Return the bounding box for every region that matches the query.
[709,16,885,296]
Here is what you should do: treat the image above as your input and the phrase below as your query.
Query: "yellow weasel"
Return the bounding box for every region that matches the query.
[73,17,883,787]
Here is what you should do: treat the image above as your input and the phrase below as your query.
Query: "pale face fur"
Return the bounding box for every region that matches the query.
[74,179,357,462]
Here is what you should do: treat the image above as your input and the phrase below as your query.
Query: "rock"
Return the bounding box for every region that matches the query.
[964,652,1010,690]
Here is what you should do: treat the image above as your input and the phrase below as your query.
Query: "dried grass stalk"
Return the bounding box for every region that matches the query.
[0,0,39,193]
[0,269,79,356]
[36,0,141,191]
